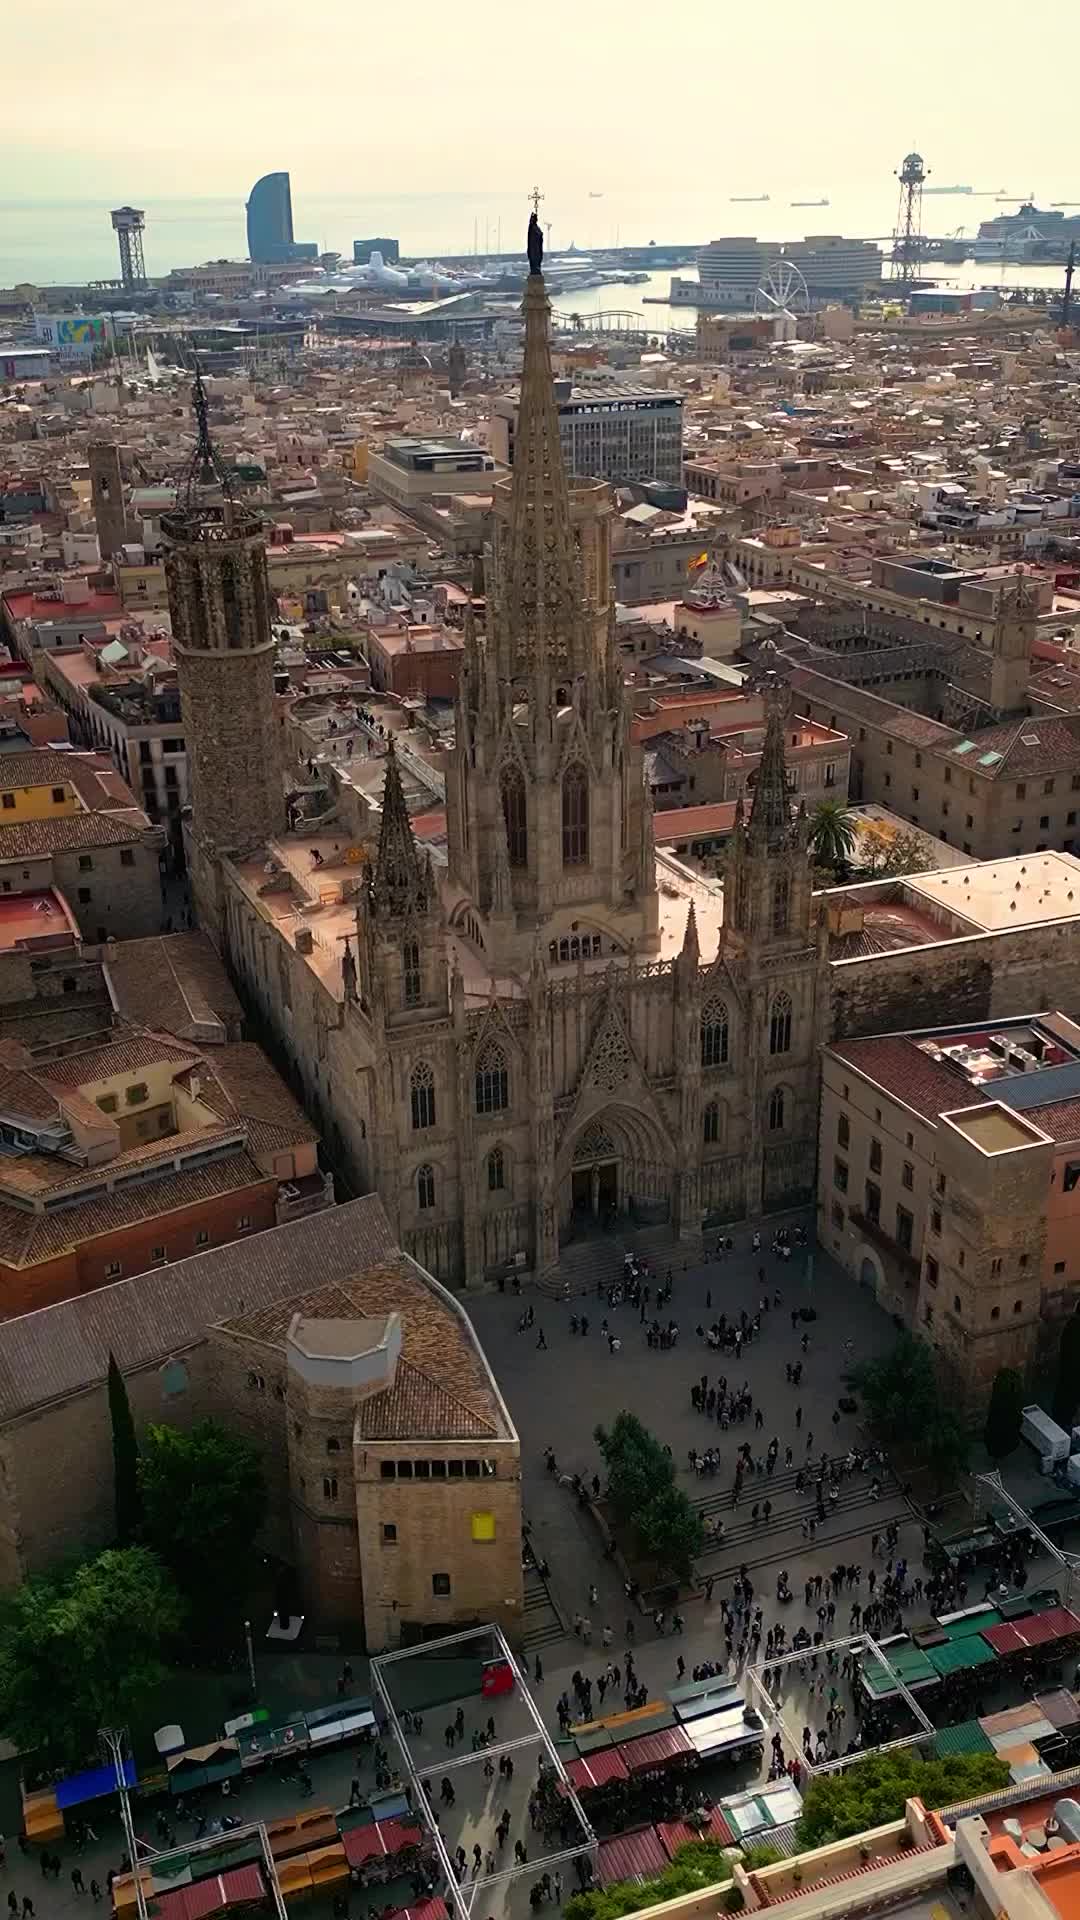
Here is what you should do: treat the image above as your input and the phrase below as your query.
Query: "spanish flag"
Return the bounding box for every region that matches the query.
[688,551,710,573]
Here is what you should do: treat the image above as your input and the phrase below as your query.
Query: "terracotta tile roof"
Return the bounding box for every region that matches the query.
[105,934,243,1041]
[220,1265,505,1438]
[956,714,1080,779]
[0,1120,243,1198]
[0,1195,398,1418]
[39,1033,200,1088]
[790,668,964,751]
[0,813,144,858]
[0,1064,63,1124]
[828,1033,988,1122]
[355,1356,497,1440]
[0,1149,269,1269]
[0,750,91,791]
[1017,1099,1080,1145]
[199,1044,318,1148]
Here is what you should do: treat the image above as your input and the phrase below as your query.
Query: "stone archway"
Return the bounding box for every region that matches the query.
[856,1245,885,1298]
[559,1104,673,1239]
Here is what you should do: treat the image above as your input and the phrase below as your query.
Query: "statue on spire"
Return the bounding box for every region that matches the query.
[527,210,544,276]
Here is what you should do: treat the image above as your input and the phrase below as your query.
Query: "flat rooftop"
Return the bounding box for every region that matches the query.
[907,851,1080,932]
[942,1101,1051,1155]
[0,889,79,952]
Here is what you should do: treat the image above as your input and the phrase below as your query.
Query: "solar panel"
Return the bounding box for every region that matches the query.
[979,752,1004,766]
[998,1060,1080,1111]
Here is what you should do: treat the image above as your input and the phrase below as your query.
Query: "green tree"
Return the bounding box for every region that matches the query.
[857,822,935,879]
[138,1421,265,1629]
[795,1748,1008,1849]
[564,1840,733,1920]
[0,1548,183,1768]
[594,1413,703,1580]
[107,1351,141,1545]
[1053,1310,1080,1430]
[809,799,857,875]
[850,1334,968,1483]
[984,1366,1025,1461]
[594,1413,673,1525]
[638,1486,704,1583]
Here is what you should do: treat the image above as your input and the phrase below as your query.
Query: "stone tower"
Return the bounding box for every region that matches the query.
[88,442,127,559]
[447,331,467,399]
[721,676,822,1215]
[162,373,284,933]
[445,256,658,974]
[989,566,1036,714]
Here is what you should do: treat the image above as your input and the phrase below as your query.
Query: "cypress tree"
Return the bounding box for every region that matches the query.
[107,1351,140,1544]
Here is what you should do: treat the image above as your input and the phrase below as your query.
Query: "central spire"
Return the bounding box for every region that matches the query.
[748,674,795,850]
[494,217,586,678]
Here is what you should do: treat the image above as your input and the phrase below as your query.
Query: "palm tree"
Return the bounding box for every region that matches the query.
[810,798,857,876]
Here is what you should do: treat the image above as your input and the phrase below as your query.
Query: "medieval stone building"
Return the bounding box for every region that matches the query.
[166,260,825,1286]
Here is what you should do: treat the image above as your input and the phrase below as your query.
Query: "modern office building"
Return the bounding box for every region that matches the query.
[491,380,684,486]
[245,171,317,266]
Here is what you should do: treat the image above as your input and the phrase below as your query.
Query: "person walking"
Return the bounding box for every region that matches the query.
[90,1887,102,1906]
[72,1871,85,1896]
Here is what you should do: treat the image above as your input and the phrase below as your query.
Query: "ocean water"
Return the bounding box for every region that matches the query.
[0,185,1069,311]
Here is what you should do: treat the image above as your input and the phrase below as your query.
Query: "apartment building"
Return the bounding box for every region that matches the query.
[0,749,163,941]
[39,648,189,843]
[491,381,684,487]
[819,1001,1080,1402]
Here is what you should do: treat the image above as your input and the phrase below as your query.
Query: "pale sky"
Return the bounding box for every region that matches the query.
[3,0,1079,203]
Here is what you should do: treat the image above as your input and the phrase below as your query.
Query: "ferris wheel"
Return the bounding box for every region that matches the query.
[753,258,810,320]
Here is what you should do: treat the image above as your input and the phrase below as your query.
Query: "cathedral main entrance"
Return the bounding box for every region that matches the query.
[561,1111,670,1243]
[570,1156,619,1223]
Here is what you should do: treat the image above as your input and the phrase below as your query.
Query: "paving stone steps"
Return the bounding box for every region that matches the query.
[693,1496,913,1590]
[522,1567,567,1654]
[690,1453,899,1521]
[533,1227,703,1300]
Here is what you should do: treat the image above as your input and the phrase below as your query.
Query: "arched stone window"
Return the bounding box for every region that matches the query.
[410,1060,436,1130]
[403,937,421,1007]
[703,1100,721,1145]
[772,875,790,936]
[487,1145,506,1192]
[475,1041,509,1115]
[562,762,589,866]
[768,1086,787,1132]
[769,991,792,1056]
[416,1163,435,1209]
[701,995,729,1068]
[500,763,528,867]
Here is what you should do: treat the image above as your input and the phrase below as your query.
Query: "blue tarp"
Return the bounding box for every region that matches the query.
[56,1757,136,1808]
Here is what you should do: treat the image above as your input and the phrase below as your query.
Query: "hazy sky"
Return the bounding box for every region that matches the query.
[4,0,1079,202]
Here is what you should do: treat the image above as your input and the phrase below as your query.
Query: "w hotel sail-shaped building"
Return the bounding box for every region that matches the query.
[245,171,317,265]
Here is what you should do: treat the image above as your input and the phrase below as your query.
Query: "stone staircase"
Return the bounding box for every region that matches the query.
[689,1453,910,1588]
[521,1564,567,1655]
[534,1224,704,1299]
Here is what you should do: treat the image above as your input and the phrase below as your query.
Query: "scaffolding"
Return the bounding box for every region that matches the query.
[972,1467,1080,1610]
[747,1628,936,1779]
[370,1623,596,1920]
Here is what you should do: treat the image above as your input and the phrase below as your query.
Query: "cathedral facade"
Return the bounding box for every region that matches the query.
[167,262,825,1287]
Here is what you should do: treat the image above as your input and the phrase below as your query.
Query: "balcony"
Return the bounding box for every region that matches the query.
[275,1169,335,1224]
[848,1207,921,1282]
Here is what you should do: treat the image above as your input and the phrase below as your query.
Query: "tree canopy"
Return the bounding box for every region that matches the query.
[138,1420,265,1630]
[1053,1311,1080,1430]
[855,821,935,879]
[809,800,857,876]
[849,1334,968,1482]
[565,1840,733,1920]
[108,1352,140,1546]
[595,1413,704,1581]
[795,1748,1008,1848]
[984,1367,1025,1462]
[0,1548,183,1768]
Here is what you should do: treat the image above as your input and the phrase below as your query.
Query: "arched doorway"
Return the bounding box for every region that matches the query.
[857,1246,884,1298]
[560,1106,672,1241]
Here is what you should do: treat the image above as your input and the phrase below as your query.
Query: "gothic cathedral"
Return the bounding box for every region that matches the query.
[170,252,825,1286]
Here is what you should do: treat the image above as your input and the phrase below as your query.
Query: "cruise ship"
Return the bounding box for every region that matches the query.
[978,202,1080,240]
[669,235,883,308]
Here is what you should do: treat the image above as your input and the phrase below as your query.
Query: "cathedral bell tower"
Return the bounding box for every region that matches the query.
[445,214,659,975]
[162,372,285,935]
